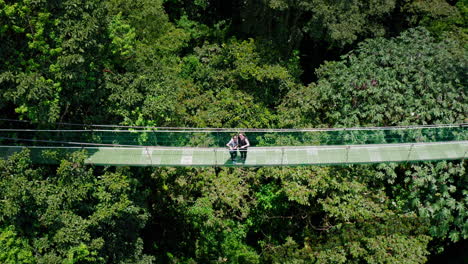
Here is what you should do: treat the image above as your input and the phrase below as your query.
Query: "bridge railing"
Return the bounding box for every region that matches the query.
[0,125,467,147]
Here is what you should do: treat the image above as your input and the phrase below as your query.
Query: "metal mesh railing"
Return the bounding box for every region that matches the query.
[0,125,466,147]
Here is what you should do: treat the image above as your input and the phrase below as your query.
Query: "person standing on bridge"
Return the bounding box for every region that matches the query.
[238,133,250,161]
[226,135,239,161]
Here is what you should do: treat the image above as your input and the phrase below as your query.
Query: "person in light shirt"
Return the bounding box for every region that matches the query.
[226,135,239,162]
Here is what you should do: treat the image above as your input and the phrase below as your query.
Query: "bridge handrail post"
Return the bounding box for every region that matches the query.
[406,143,415,163]
[145,146,153,166]
[214,148,217,167]
[281,147,285,166]
[346,145,350,163]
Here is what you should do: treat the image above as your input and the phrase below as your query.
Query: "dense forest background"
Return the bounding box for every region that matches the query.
[0,0,467,263]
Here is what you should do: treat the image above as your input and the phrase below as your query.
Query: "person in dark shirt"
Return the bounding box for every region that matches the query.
[238,133,250,161]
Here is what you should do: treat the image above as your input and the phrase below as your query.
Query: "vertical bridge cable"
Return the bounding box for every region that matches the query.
[214,148,217,167]
[145,147,153,166]
[281,148,285,166]
[406,143,415,162]
[346,145,350,163]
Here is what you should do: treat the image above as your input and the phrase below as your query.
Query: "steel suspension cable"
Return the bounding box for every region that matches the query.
[1,118,467,132]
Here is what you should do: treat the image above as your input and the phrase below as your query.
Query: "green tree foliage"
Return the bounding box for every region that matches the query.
[0,0,63,122]
[0,0,467,263]
[178,38,300,127]
[239,0,396,50]
[401,0,466,37]
[395,161,467,247]
[0,0,188,126]
[0,225,34,264]
[301,0,395,47]
[254,167,431,263]
[101,0,193,126]
[0,0,113,123]
[279,27,467,127]
[140,166,433,263]
[0,150,151,263]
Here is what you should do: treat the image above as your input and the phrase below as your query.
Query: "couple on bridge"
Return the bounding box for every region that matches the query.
[226,133,250,163]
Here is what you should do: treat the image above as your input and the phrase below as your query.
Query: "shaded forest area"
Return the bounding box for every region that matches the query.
[0,0,467,263]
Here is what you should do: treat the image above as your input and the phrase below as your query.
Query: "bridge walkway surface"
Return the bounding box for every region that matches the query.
[1,141,466,167]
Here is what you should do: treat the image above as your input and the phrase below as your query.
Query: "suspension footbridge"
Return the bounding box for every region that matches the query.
[0,121,466,167]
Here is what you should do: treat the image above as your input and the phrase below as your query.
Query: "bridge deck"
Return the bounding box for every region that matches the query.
[1,141,466,166]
